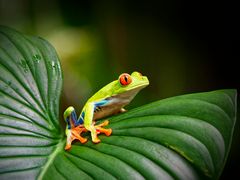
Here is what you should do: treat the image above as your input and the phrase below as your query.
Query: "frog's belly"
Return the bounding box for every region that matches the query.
[92,89,140,120]
[93,104,123,120]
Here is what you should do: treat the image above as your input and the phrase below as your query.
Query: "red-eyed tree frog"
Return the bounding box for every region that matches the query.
[63,72,149,150]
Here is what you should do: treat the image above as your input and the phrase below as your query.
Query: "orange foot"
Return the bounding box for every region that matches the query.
[65,125,88,150]
[95,120,112,136]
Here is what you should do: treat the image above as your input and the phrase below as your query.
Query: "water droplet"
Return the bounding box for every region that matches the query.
[7,81,12,87]
[3,81,9,91]
[51,61,56,68]
[3,85,8,91]
[19,59,28,73]
[33,54,41,63]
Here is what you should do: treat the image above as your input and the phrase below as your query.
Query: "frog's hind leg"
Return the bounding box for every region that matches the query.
[64,106,88,150]
[95,120,112,136]
[65,130,73,150]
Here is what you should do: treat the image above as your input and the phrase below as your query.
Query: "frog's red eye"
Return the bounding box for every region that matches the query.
[119,73,132,86]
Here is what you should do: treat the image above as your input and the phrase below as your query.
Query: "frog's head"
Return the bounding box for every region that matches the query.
[112,71,149,95]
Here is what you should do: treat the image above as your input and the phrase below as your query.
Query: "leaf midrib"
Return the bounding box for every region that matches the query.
[37,139,65,180]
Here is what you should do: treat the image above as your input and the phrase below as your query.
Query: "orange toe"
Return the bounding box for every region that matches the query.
[105,128,112,136]
[92,137,101,144]
[80,138,88,144]
[65,144,71,150]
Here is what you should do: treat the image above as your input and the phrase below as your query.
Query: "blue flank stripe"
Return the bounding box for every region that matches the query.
[66,117,71,129]
[71,110,78,125]
[66,110,84,129]
[95,99,109,107]
[73,99,109,127]
[77,111,85,125]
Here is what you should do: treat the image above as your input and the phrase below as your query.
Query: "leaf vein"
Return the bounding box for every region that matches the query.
[0,35,46,113]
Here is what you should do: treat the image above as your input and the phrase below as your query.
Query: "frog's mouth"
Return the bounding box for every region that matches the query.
[115,82,149,102]
[127,76,149,91]
[128,83,149,92]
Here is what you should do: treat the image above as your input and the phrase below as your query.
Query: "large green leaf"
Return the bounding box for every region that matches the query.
[0,26,237,180]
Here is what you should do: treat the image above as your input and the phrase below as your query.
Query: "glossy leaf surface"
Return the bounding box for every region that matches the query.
[0,26,237,180]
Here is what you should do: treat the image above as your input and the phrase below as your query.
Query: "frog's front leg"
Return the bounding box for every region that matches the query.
[95,120,112,136]
[84,103,112,143]
[84,103,101,143]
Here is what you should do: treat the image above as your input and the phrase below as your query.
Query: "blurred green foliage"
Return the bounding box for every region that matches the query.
[0,0,224,109]
[0,1,238,178]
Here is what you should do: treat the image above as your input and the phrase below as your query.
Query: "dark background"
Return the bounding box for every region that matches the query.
[0,0,238,179]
